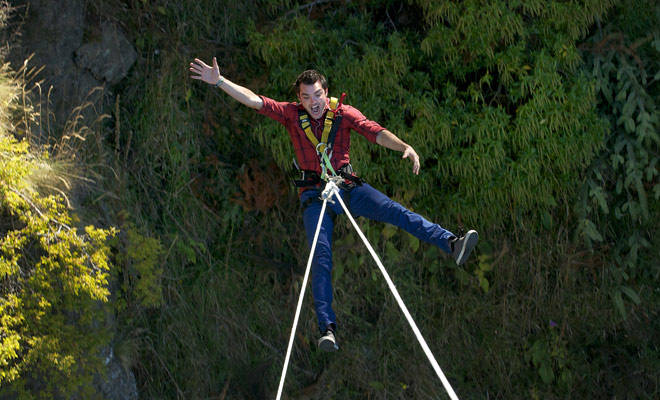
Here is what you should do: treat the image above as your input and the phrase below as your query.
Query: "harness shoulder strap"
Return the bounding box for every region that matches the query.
[297,97,341,155]
[321,97,339,150]
[297,95,346,179]
[298,112,318,150]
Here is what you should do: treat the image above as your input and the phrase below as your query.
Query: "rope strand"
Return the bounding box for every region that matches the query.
[276,180,460,400]
[276,198,328,400]
[331,181,460,400]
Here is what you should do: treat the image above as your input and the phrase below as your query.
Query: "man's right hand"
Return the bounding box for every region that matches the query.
[189,57,263,110]
[189,57,222,86]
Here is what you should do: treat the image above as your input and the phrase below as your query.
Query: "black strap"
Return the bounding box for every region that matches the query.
[326,114,342,152]
[301,195,337,223]
[301,196,318,210]
[300,164,362,209]
[336,164,363,187]
[293,164,364,189]
[293,170,321,188]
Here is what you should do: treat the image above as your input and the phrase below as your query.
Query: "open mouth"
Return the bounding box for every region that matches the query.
[310,104,321,115]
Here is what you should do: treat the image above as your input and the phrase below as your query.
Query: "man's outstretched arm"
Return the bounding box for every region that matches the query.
[189,57,263,110]
[376,129,421,175]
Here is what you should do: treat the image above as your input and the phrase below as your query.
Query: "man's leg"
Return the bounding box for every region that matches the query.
[348,183,456,253]
[301,192,337,336]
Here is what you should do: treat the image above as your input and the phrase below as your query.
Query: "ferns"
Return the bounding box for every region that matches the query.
[245,0,614,231]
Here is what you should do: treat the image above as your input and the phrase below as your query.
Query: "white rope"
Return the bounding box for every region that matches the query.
[275,198,328,400]
[329,181,460,400]
[276,180,460,400]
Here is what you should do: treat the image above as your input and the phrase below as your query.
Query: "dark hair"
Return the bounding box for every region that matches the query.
[294,70,328,93]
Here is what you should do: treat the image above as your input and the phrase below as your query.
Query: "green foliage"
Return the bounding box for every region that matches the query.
[474,254,494,293]
[83,1,660,399]
[525,321,572,387]
[0,136,117,398]
[0,47,117,398]
[247,0,612,230]
[577,0,660,319]
[112,214,164,309]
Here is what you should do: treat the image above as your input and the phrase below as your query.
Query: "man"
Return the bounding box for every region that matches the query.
[189,57,478,352]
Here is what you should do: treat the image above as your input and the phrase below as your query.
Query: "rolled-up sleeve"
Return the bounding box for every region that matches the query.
[342,105,383,144]
[257,95,292,125]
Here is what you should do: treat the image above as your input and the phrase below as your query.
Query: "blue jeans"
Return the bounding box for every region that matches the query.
[301,183,455,333]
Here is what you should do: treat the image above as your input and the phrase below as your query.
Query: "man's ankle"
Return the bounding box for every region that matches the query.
[448,236,457,252]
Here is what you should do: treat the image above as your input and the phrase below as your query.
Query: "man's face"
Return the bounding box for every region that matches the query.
[297,81,328,120]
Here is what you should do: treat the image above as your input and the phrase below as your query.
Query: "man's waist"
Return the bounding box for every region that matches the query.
[293,164,363,190]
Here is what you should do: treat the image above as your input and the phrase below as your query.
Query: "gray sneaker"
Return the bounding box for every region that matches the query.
[451,230,478,265]
[317,330,339,352]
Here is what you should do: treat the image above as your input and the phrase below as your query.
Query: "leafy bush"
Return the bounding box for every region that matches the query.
[0,54,116,398]
[82,0,660,399]
[578,0,660,318]
[247,0,613,230]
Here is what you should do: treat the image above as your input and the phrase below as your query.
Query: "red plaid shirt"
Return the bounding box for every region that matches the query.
[257,95,383,173]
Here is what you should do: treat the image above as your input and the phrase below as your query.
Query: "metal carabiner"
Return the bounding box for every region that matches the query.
[315,142,327,154]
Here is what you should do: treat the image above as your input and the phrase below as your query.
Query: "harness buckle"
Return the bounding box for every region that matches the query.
[315,142,328,154]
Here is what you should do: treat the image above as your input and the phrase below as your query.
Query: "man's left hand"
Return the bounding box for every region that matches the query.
[375,130,421,175]
[403,146,420,175]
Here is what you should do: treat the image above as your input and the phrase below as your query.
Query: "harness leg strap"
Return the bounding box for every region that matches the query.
[301,195,337,224]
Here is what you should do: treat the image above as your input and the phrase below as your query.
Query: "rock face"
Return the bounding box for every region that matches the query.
[8,0,135,129]
[74,21,137,86]
[95,347,139,400]
[6,1,139,399]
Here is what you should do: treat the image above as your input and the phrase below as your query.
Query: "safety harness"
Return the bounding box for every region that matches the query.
[293,94,365,213]
[293,93,364,186]
[298,95,342,180]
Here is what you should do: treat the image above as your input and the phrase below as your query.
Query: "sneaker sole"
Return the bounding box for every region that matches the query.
[455,230,478,265]
[318,338,339,352]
